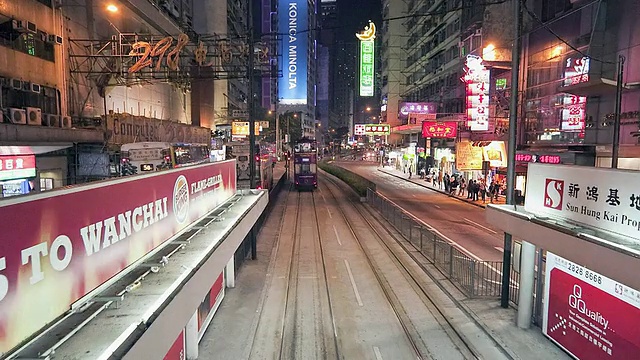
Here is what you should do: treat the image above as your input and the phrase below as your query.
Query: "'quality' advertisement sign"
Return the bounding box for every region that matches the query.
[543,252,640,359]
[0,161,236,354]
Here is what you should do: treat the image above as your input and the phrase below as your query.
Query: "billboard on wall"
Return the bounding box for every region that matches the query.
[364,124,390,135]
[525,163,640,242]
[0,161,237,353]
[462,55,490,131]
[106,114,211,145]
[278,0,308,105]
[455,141,483,170]
[543,252,640,359]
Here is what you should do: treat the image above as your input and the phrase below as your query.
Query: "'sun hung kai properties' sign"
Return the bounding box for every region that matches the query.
[525,163,640,242]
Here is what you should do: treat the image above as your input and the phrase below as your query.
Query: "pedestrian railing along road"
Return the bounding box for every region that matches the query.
[366,188,521,306]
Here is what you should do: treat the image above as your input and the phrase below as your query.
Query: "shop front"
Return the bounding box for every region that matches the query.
[434,147,455,175]
[455,140,507,187]
[0,154,37,197]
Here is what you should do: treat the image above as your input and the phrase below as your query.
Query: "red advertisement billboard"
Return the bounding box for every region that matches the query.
[0,161,236,354]
[422,121,457,138]
[543,252,640,359]
[163,330,185,360]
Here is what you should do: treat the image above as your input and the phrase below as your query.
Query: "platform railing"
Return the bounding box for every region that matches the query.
[366,188,521,305]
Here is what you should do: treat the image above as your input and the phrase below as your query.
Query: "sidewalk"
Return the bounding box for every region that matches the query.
[378,167,506,209]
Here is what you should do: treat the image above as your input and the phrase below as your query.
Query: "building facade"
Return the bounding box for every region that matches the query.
[379,0,406,135]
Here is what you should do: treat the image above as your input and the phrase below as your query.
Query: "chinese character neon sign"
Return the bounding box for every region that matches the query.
[563,57,590,86]
[561,94,586,131]
[515,153,561,164]
[462,55,490,131]
[357,22,376,97]
[364,124,389,135]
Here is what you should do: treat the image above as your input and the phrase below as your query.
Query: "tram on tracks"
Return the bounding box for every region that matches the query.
[293,138,318,190]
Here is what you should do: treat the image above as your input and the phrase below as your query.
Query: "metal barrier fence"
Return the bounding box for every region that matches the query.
[367,188,521,305]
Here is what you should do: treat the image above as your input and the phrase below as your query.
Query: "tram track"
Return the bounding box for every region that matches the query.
[321,172,485,360]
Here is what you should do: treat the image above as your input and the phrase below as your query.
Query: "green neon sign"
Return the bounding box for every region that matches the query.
[359,39,375,97]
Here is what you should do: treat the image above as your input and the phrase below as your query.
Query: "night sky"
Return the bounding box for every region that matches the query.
[337,0,382,40]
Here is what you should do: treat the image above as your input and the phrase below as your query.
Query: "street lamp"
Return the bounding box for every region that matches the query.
[106,4,119,13]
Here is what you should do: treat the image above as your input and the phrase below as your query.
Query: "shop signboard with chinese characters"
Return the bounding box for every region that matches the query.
[408,112,436,125]
[278,0,308,104]
[357,22,376,97]
[563,57,590,86]
[462,55,490,131]
[231,121,262,136]
[561,94,587,131]
[354,124,366,136]
[0,155,36,181]
[364,124,390,136]
[525,163,640,242]
[422,121,457,138]
[398,102,437,120]
[516,152,563,164]
[543,251,640,359]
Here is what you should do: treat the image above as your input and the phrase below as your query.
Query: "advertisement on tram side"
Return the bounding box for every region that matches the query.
[543,252,640,359]
[163,330,185,360]
[197,272,225,340]
[0,161,236,354]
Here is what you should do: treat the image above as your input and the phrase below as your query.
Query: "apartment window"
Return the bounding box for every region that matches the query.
[541,0,572,22]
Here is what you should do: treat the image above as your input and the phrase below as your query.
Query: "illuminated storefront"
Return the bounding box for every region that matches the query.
[0,154,37,197]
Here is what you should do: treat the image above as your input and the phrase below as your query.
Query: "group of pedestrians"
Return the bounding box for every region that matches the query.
[423,170,503,203]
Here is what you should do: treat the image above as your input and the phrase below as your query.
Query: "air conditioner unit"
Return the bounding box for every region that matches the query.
[22,82,31,92]
[45,114,60,127]
[474,29,482,36]
[26,21,37,34]
[39,31,48,42]
[26,107,42,126]
[12,20,26,32]
[11,78,22,90]
[31,83,41,93]
[9,108,27,124]
[61,115,72,128]
[48,34,63,45]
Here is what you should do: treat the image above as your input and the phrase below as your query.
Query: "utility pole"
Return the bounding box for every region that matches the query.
[501,0,522,310]
[612,55,625,169]
[248,0,256,190]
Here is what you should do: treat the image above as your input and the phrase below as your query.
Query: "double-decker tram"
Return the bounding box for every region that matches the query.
[120,142,210,176]
[293,138,317,190]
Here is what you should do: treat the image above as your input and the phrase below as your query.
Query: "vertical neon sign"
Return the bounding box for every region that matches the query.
[462,55,490,131]
[357,21,376,97]
[278,0,308,104]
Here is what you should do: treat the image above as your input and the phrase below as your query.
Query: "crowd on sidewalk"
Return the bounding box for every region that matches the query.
[398,164,505,204]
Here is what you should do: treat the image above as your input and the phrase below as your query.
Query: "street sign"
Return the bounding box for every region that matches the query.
[259,120,270,128]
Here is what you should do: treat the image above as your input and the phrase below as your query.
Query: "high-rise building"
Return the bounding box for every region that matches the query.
[277,0,318,139]
[379,0,406,135]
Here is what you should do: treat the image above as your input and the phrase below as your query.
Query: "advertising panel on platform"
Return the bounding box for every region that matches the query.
[278,0,308,104]
[0,161,237,353]
[163,329,186,360]
[524,164,640,242]
[543,252,640,359]
[422,121,457,138]
[197,272,225,339]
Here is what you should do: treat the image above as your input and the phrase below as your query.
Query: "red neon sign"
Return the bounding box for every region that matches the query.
[422,121,457,138]
[516,153,562,164]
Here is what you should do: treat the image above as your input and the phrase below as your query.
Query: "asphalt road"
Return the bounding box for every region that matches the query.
[337,161,505,261]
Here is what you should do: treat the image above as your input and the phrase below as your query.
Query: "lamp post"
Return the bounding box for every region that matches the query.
[612,55,625,169]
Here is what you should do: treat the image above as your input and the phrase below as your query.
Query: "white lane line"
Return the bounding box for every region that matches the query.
[344,259,364,306]
[494,246,504,253]
[327,208,333,218]
[411,194,417,198]
[463,218,498,234]
[333,225,343,246]
[321,193,327,202]
[376,192,483,262]
[373,346,383,360]
[434,204,441,209]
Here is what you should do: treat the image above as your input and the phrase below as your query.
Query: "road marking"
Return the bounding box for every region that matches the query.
[494,246,504,253]
[411,194,417,198]
[322,194,327,202]
[434,204,441,209]
[373,346,383,360]
[333,225,343,246]
[463,218,498,234]
[327,208,333,218]
[344,259,363,306]
[375,192,483,262]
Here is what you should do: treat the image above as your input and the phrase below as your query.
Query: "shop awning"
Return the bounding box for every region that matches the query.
[392,124,421,134]
[0,144,73,155]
